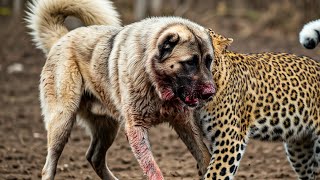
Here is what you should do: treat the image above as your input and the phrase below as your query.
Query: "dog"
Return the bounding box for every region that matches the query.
[26,0,216,179]
[299,19,320,49]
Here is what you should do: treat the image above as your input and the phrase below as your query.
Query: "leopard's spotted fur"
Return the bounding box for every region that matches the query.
[199,29,320,180]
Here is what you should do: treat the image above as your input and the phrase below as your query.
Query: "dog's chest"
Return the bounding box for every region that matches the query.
[158,99,190,121]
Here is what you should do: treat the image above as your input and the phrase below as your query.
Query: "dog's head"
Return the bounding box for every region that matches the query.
[150,24,216,108]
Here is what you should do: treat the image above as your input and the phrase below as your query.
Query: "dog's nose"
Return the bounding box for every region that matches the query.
[200,83,216,100]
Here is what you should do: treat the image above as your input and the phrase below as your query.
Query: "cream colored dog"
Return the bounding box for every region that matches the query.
[26,0,216,179]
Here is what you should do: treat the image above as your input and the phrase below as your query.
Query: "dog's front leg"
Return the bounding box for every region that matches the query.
[171,115,211,177]
[125,120,163,180]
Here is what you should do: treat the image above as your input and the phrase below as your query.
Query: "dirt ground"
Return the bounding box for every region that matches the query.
[1,1,320,180]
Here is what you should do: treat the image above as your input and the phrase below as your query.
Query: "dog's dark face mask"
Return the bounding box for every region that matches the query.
[170,54,216,108]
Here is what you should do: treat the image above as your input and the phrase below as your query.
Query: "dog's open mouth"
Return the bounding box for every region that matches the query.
[183,95,199,107]
[176,83,216,107]
[177,89,199,107]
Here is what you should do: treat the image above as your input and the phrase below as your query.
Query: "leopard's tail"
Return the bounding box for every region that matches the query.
[25,0,121,55]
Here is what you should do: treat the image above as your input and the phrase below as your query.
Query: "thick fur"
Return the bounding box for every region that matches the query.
[299,19,320,49]
[199,30,320,180]
[26,0,215,179]
[26,0,121,54]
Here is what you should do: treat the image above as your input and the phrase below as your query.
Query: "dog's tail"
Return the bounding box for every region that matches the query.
[26,0,121,54]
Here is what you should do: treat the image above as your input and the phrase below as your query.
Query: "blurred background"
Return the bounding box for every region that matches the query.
[0,0,320,179]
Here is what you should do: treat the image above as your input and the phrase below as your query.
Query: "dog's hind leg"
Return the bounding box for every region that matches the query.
[41,61,83,180]
[85,114,120,180]
[42,111,77,180]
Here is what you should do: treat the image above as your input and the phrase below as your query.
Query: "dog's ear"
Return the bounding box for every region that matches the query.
[156,32,180,62]
[207,29,233,55]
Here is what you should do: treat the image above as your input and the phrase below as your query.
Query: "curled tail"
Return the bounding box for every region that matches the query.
[26,0,121,54]
[299,19,320,49]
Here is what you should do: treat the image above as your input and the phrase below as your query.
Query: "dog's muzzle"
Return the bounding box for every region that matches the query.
[177,83,216,108]
[199,83,216,101]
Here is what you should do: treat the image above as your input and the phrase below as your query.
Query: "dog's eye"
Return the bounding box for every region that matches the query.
[205,55,213,69]
[183,55,199,67]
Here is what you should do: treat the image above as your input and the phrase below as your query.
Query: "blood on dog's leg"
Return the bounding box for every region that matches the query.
[41,62,82,180]
[85,115,120,180]
[125,121,163,180]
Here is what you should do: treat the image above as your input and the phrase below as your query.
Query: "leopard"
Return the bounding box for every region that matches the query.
[197,29,320,180]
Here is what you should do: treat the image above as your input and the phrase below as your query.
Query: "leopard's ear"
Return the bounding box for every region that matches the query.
[207,29,233,54]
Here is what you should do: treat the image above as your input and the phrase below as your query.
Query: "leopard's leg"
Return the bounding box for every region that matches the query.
[284,135,316,180]
[203,125,248,180]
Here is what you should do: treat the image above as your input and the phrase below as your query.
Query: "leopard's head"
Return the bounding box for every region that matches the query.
[207,29,233,55]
